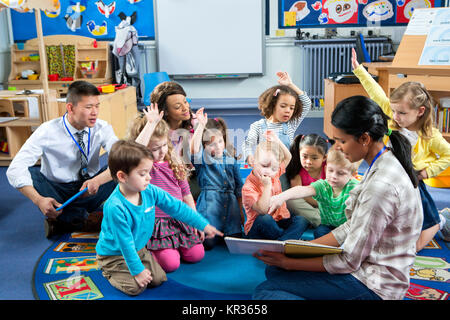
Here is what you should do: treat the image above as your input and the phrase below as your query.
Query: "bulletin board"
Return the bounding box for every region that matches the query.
[10,0,155,42]
[278,0,444,28]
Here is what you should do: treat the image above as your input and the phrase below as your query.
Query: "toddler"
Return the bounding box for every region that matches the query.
[270,148,360,239]
[285,133,329,227]
[190,109,244,249]
[242,131,309,240]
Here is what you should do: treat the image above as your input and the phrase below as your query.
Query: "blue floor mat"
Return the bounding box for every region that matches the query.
[33,233,256,300]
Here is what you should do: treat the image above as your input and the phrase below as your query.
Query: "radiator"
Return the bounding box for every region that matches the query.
[298,38,391,103]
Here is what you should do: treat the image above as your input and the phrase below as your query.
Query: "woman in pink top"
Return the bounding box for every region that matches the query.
[285,134,329,227]
[128,104,205,272]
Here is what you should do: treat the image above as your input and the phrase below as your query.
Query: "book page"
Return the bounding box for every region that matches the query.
[224,237,285,255]
[285,239,341,250]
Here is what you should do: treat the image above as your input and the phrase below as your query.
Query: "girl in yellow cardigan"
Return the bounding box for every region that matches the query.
[351,48,450,250]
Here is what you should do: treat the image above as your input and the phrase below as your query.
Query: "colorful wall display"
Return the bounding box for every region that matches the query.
[10,0,154,41]
[279,0,443,28]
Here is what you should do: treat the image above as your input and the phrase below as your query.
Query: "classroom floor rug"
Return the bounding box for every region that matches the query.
[32,229,449,300]
[32,232,266,300]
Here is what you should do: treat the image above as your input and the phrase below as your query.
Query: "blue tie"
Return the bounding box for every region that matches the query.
[75,130,89,180]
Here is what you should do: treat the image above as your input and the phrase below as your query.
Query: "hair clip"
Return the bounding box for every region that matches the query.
[273,89,280,97]
[214,117,218,122]
[386,128,392,137]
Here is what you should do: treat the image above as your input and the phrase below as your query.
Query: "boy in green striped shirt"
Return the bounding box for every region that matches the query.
[269,148,360,239]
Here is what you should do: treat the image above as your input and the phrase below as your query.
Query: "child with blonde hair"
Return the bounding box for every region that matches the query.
[127,104,206,272]
[242,131,310,240]
[243,71,312,168]
[269,147,360,239]
[352,48,450,249]
[190,109,244,249]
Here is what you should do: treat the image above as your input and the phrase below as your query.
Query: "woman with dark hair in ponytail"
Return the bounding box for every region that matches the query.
[252,96,423,301]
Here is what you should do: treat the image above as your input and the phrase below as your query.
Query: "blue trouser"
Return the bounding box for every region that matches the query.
[253,266,381,300]
[419,181,441,230]
[30,166,116,227]
[313,224,335,239]
[247,214,309,241]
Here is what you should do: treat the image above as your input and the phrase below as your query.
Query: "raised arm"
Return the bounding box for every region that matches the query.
[190,107,207,155]
[135,103,163,147]
[264,130,292,167]
[277,71,304,96]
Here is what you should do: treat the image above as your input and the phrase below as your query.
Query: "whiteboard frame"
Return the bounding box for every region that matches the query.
[153,0,265,78]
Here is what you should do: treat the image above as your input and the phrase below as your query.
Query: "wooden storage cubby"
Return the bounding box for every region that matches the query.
[0,90,59,166]
[8,35,112,96]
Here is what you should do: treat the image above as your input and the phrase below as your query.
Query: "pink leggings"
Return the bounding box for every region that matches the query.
[151,244,205,273]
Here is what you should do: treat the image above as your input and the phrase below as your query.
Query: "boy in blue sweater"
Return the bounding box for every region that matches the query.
[96,140,223,296]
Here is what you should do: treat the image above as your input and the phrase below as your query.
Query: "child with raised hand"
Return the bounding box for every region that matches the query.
[284,133,329,227]
[243,71,312,168]
[242,131,310,241]
[189,109,244,250]
[269,147,360,239]
[96,140,222,296]
[351,48,450,251]
[126,104,206,273]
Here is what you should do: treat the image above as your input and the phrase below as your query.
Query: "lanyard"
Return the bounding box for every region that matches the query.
[367,145,386,174]
[63,112,91,160]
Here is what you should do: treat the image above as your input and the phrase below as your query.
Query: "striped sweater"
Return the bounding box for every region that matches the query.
[242,93,312,161]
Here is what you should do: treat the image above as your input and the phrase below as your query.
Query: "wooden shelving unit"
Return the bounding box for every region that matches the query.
[0,90,59,166]
[8,35,112,96]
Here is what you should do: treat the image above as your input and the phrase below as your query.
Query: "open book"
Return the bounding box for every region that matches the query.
[224,237,342,258]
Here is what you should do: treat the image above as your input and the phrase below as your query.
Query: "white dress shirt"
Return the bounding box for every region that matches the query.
[7,114,119,188]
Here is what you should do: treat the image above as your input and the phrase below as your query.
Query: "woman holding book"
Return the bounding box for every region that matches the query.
[252,96,423,300]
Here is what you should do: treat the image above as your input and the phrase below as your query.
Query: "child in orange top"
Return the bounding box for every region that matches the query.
[242,131,310,240]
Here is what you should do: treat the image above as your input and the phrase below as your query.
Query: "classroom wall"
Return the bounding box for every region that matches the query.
[0,0,408,97]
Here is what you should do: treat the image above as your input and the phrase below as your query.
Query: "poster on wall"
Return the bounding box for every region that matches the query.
[10,0,155,41]
[278,0,442,28]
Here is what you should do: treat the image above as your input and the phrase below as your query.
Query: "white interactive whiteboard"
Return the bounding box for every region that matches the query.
[154,0,265,78]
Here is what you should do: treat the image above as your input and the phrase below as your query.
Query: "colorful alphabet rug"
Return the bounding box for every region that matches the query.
[33,232,449,300]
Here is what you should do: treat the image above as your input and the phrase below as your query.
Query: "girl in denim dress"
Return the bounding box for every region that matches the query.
[190,109,244,249]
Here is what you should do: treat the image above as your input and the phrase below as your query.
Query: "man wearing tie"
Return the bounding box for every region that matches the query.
[7,81,118,238]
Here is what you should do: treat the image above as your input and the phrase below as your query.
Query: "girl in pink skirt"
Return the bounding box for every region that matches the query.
[127,103,205,272]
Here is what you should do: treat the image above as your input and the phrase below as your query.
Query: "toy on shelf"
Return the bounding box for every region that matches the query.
[80,61,98,79]
[0,141,8,154]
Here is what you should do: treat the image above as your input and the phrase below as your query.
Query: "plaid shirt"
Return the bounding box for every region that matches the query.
[323,150,423,300]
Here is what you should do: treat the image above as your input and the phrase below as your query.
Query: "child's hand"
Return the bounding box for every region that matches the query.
[263,130,279,143]
[247,155,255,167]
[195,107,208,126]
[268,195,284,215]
[196,229,205,242]
[276,71,292,87]
[203,224,224,239]
[417,169,428,180]
[134,268,152,288]
[351,48,360,70]
[261,175,272,187]
[143,103,163,125]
